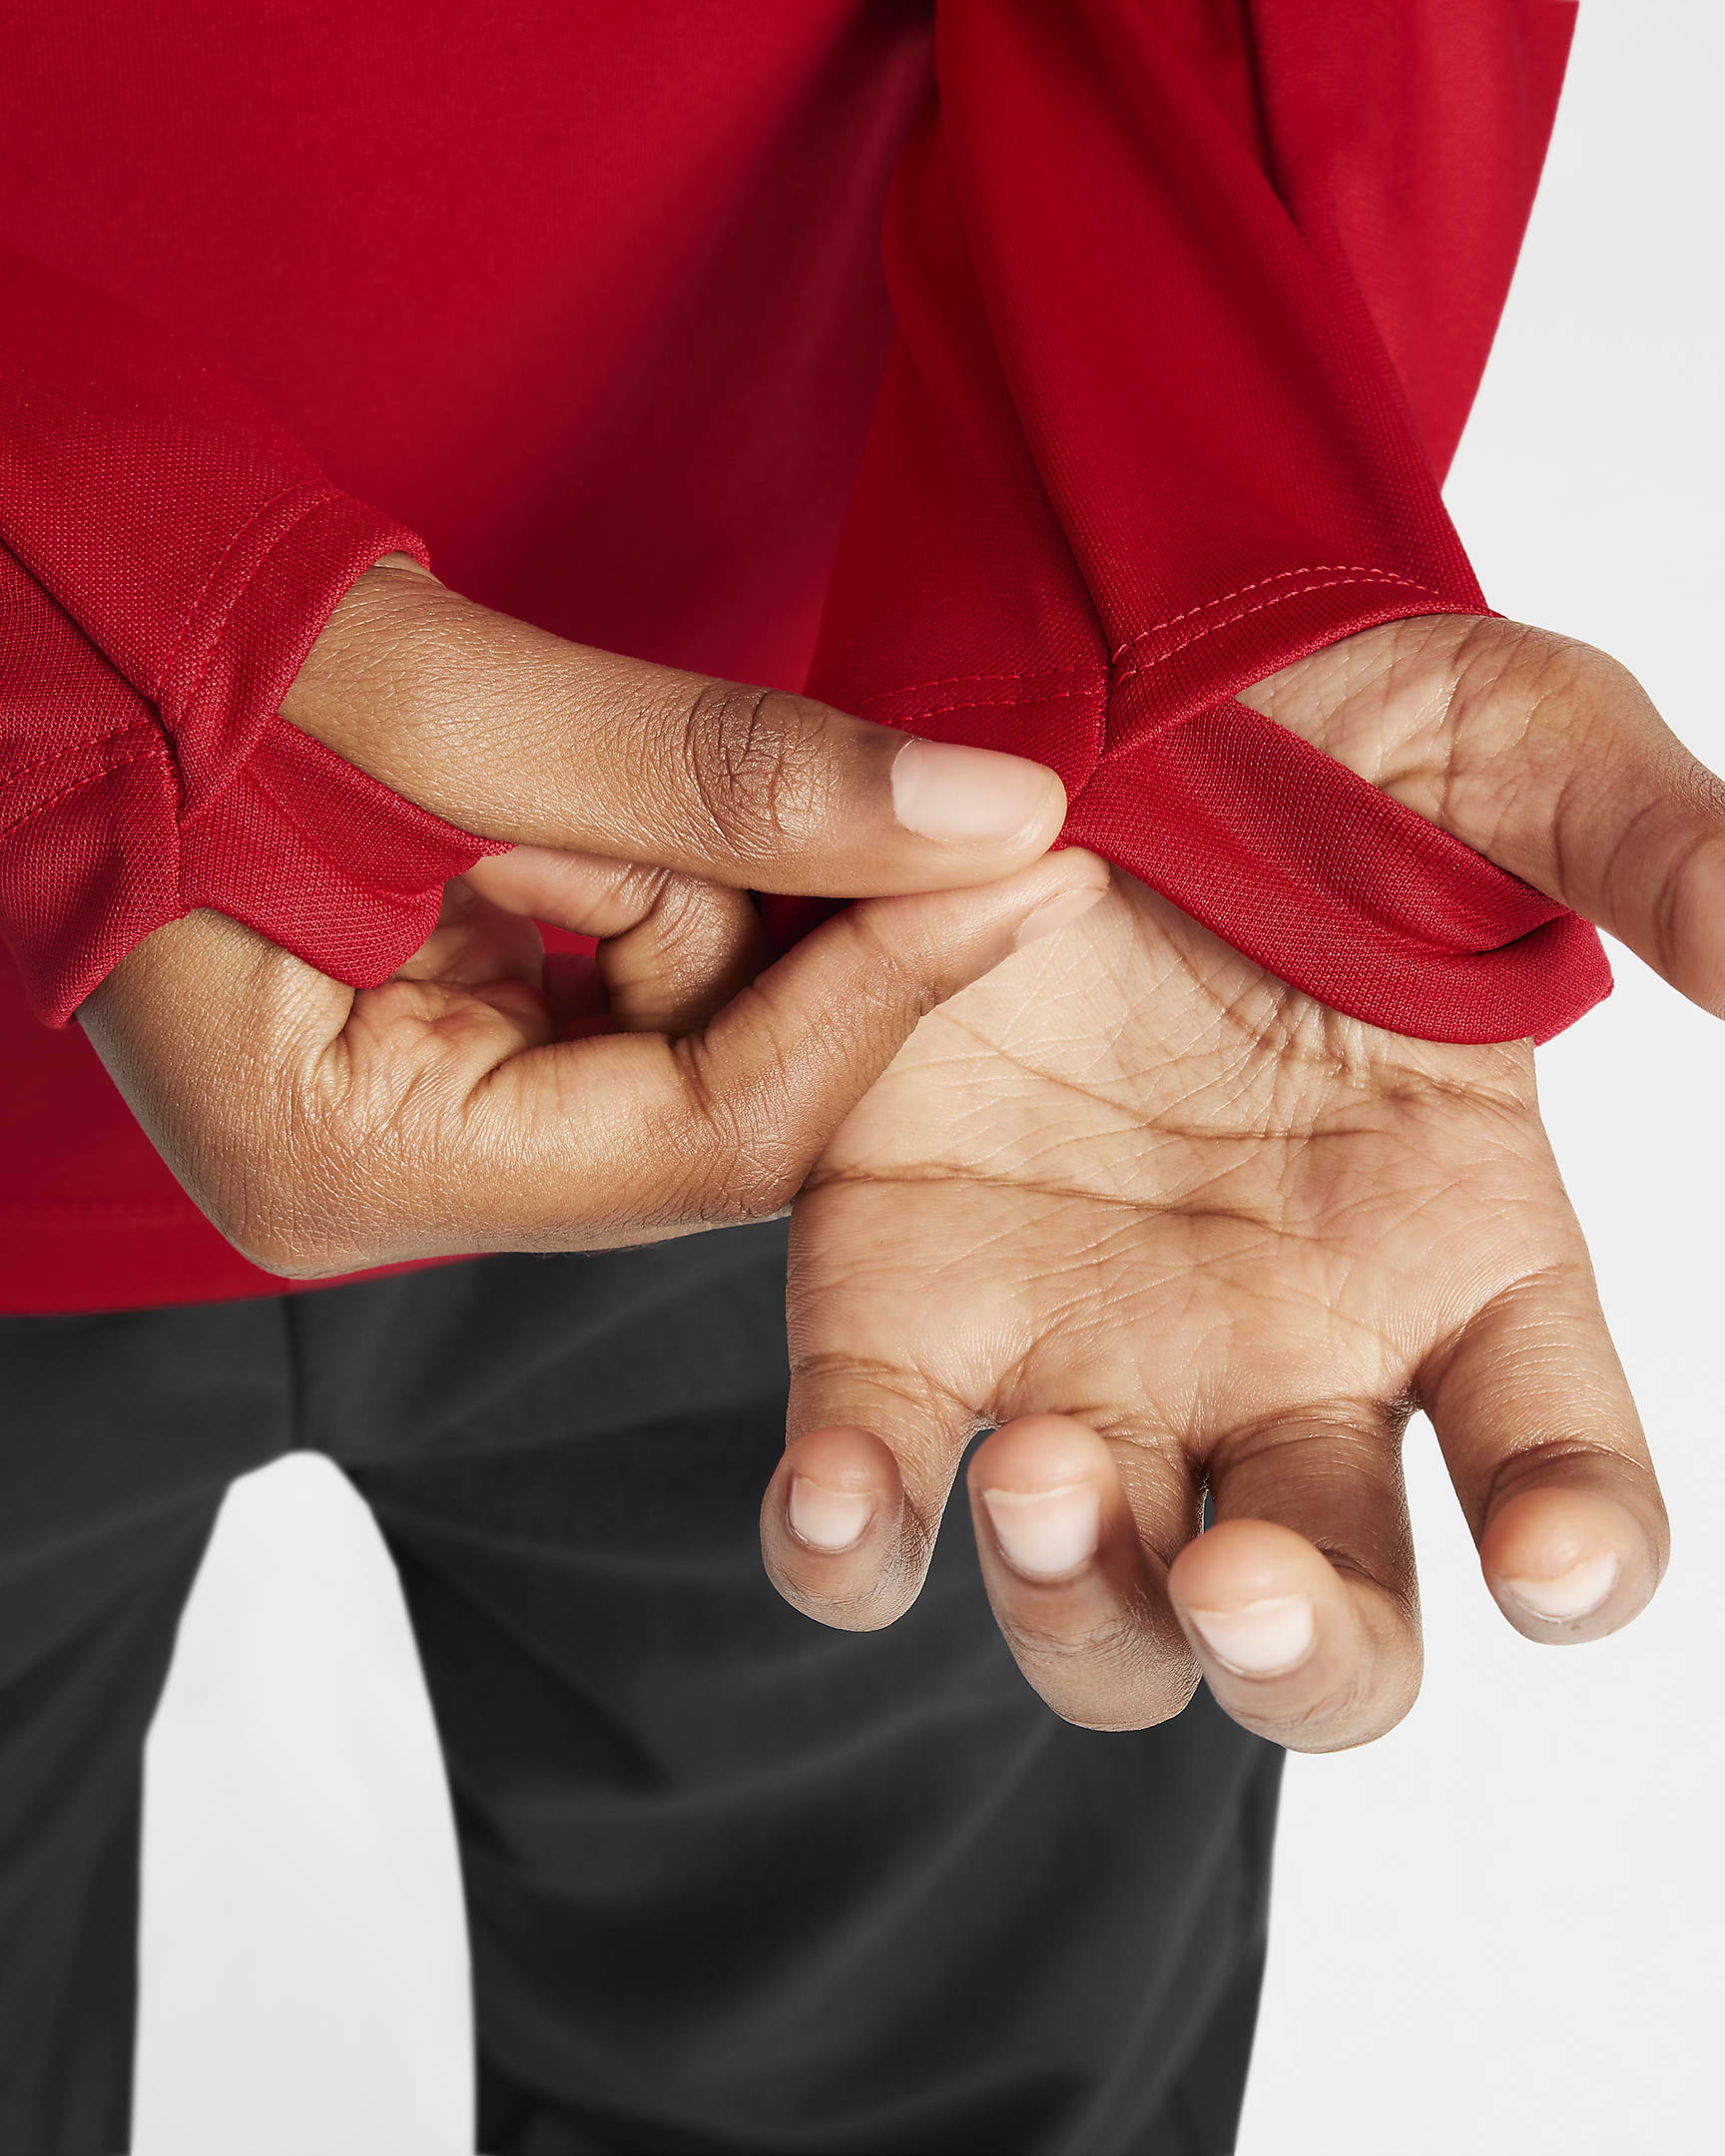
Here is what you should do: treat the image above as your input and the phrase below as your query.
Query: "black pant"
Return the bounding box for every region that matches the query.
[0,1222,1280,2155]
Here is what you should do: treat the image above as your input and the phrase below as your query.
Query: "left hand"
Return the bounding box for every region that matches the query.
[762,614,1721,1748]
[84,555,1096,1279]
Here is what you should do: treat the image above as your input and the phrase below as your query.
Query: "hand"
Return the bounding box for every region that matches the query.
[81,559,1104,1274]
[762,614,1721,1749]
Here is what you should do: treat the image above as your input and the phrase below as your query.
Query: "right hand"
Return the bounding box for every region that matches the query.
[767,615,1709,1749]
[80,558,1103,1276]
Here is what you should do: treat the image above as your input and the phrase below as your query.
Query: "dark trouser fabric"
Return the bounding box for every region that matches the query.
[0,1223,1282,2156]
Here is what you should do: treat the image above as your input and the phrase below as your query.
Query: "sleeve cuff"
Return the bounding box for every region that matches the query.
[3,498,507,1026]
[762,637,1612,1046]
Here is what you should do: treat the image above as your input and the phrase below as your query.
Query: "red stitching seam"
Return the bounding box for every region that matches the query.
[169,489,344,724]
[1113,575,1455,675]
[858,665,1100,707]
[158,485,340,694]
[856,570,1456,723]
[887,684,1105,724]
[0,745,167,845]
[1,716,159,792]
[1106,565,1448,663]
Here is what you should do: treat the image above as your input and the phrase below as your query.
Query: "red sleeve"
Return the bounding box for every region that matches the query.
[0,251,504,1027]
[771,0,1607,1044]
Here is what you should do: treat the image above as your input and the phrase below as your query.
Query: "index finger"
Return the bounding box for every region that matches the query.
[282,562,1073,898]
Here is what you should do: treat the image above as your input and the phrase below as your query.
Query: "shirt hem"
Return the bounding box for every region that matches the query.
[0,1202,468,1316]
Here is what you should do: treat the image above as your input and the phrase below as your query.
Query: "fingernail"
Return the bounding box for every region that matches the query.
[1500,1551,1617,1623]
[890,739,1058,844]
[980,1481,1100,1581]
[1186,1594,1315,1677]
[1013,884,1105,949]
[788,1475,874,1553]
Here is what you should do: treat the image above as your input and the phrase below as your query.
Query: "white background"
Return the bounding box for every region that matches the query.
[131,7,1725,2152]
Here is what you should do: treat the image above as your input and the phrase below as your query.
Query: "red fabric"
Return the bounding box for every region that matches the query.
[0,266,512,1021]
[0,0,1597,1316]
[767,0,1606,1041]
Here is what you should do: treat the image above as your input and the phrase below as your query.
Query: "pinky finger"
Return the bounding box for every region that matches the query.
[1421,1270,1669,1646]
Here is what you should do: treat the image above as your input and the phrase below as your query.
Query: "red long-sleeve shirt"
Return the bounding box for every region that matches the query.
[0,0,1599,1317]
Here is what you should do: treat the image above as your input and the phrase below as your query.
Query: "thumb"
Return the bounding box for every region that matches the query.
[634,850,1114,1220]
[81,851,1112,1279]
[1241,613,1725,1017]
[435,849,1114,1256]
[282,557,1070,900]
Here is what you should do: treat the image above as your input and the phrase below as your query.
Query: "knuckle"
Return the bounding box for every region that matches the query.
[640,867,740,977]
[667,1035,808,1224]
[1000,1599,1146,1675]
[606,858,676,918]
[215,1080,399,1281]
[839,903,957,1029]
[1478,1431,1630,1517]
[679,681,827,864]
[693,1126,805,1225]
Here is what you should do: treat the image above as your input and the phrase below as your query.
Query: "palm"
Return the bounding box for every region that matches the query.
[794,869,1572,1494]
[801,869,1555,1415]
[777,618,1671,1747]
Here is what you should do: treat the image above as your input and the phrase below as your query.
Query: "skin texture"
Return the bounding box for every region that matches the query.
[81,588,1724,1752]
[766,614,1725,1751]
[80,562,1105,1275]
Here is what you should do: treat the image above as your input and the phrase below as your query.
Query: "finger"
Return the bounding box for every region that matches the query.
[964,1415,1200,1730]
[1166,1409,1422,1753]
[392,874,548,989]
[465,843,768,1032]
[1242,613,1725,1015]
[81,854,1111,1280]
[1420,1264,1668,1644]
[619,852,1111,1196]
[380,850,1115,1257]
[763,1413,965,1634]
[769,885,1119,1635]
[282,561,1070,897]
